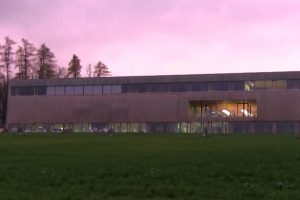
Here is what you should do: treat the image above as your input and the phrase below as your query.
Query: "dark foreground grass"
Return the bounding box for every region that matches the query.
[0,134,300,200]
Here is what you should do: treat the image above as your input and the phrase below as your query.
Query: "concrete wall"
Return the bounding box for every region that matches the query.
[7,90,300,125]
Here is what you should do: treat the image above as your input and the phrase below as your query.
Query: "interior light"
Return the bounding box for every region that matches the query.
[240,109,252,117]
[222,109,231,116]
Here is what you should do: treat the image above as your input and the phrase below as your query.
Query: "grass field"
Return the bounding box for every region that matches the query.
[0,134,300,200]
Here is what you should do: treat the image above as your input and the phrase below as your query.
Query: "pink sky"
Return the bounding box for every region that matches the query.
[1,0,300,76]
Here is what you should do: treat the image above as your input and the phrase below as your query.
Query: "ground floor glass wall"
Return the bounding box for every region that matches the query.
[8,121,300,134]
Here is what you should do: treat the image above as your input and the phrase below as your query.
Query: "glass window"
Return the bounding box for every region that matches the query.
[231,81,244,91]
[93,85,102,94]
[103,85,111,94]
[124,84,148,93]
[65,86,74,95]
[275,80,287,89]
[74,86,83,95]
[191,82,209,91]
[11,87,17,96]
[35,86,47,95]
[130,123,140,133]
[287,80,300,89]
[189,100,257,118]
[151,84,168,92]
[170,83,187,92]
[121,123,128,133]
[73,124,82,132]
[244,81,255,91]
[212,82,229,91]
[19,87,34,96]
[47,86,55,95]
[276,122,295,133]
[55,86,65,95]
[121,85,129,93]
[141,123,147,133]
[265,81,273,90]
[84,86,93,94]
[254,81,266,90]
[111,85,121,94]
[254,122,273,133]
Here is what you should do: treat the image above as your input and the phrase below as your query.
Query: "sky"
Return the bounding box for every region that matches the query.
[1,0,300,76]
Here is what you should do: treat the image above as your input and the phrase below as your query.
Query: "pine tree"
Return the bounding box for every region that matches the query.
[0,36,15,81]
[18,39,36,79]
[93,61,111,77]
[36,44,57,79]
[0,36,15,126]
[67,54,82,78]
[15,46,25,79]
[23,39,36,79]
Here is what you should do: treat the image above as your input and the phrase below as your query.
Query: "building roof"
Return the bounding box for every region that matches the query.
[9,71,300,87]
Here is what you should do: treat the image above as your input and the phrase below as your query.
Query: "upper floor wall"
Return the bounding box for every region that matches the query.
[9,79,300,96]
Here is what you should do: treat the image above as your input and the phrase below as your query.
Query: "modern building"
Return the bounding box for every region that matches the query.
[7,71,300,134]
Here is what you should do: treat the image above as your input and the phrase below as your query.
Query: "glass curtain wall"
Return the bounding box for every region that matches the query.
[190,100,257,118]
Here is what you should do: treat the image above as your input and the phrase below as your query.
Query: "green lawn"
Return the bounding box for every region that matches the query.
[0,134,299,200]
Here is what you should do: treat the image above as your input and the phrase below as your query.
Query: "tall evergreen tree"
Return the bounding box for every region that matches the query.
[36,44,56,79]
[67,54,82,78]
[22,38,36,79]
[17,39,36,79]
[15,46,25,79]
[0,36,15,81]
[0,36,15,126]
[93,61,111,77]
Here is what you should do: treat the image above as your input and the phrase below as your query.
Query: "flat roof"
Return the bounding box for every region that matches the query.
[9,71,300,87]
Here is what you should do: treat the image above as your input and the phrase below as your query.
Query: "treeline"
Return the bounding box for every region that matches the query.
[0,36,111,127]
[0,36,111,80]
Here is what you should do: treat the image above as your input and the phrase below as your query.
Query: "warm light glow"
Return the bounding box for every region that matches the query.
[240,109,252,117]
[222,109,231,116]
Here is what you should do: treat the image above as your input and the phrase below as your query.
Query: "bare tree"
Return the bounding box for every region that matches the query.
[86,64,93,77]
[56,66,67,78]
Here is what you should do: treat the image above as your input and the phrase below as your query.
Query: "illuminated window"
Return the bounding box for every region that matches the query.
[189,100,257,118]
[275,80,287,89]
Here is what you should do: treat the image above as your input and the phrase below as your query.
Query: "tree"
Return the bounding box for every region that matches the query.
[56,66,67,78]
[93,61,111,77]
[36,44,57,79]
[14,39,36,79]
[86,64,92,77]
[0,36,15,81]
[0,36,15,126]
[67,54,82,78]
[15,46,25,79]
